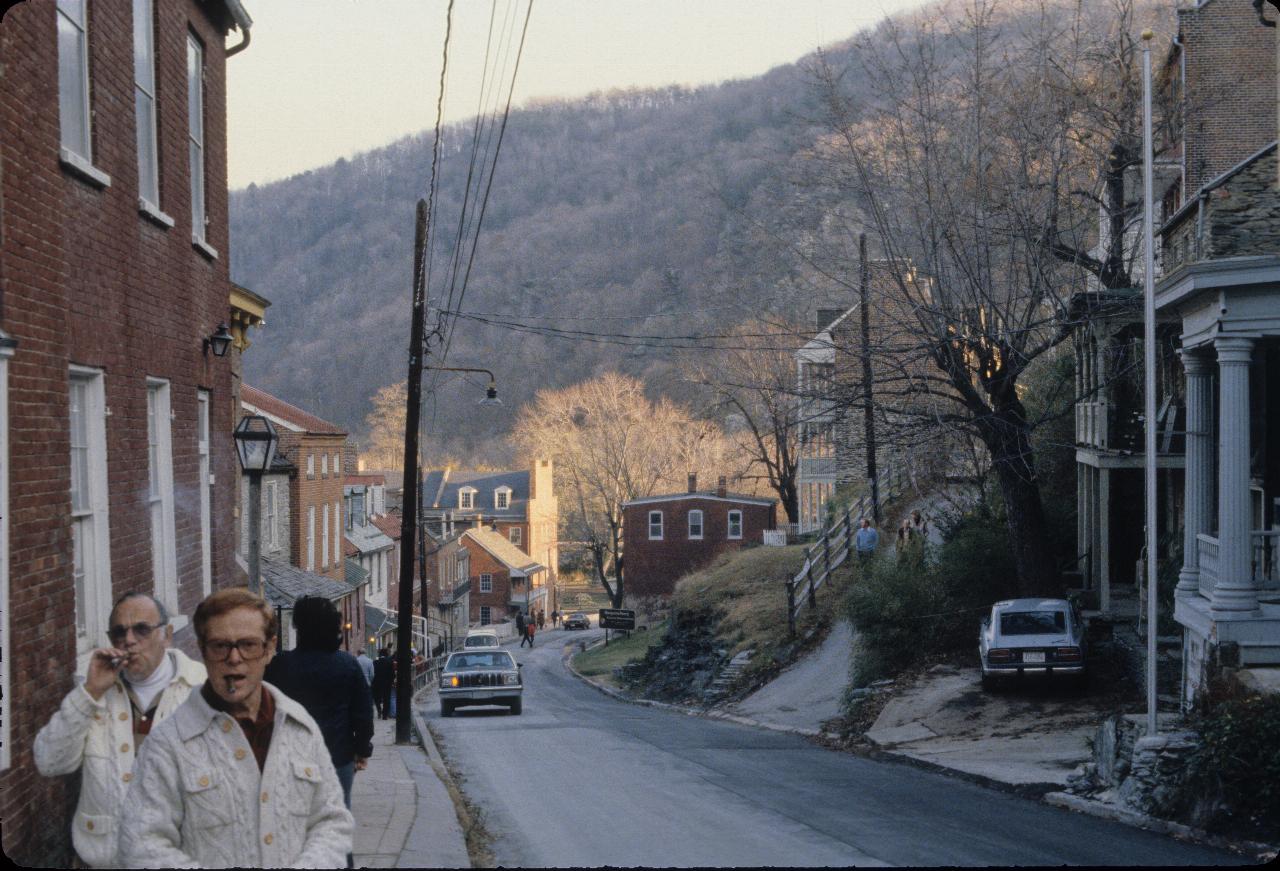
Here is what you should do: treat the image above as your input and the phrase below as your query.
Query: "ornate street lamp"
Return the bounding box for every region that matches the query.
[425,365,503,406]
[234,415,278,596]
[204,323,234,358]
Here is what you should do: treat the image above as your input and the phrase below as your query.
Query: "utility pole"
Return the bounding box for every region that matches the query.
[395,200,429,744]
[859,233,881,524]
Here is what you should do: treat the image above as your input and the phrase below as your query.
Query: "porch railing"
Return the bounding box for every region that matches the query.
[1197,533,1219,599]
[1196,530,1280,597]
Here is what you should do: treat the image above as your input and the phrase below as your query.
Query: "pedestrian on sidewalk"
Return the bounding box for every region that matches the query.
[855,518,879,564]
[264,596,374,811]
[537,609,545,630]
[372,648,394,720]
[356,649,374,686]
[34,592,205,868]
[911,509,929,539]
[516,610,526,641]
[552,609,560,628]
[121,588,351,868]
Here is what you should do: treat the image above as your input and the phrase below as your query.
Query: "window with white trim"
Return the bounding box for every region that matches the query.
[648,510,663,540]
[479,606,492,625]
[133,0,161,210]
[321,503,330,569]
[688,509,704,540]
[57,0,93,167]
[456,558,467,585]
[727,510,743,540]
[147,380,178,614]
[333,499,340,567]
[0,338,13,770]
[495,487,510,510]
[334,452,341,475]
[479,573,493,593]
[197,391,211,596]
[307,505,316,571]
[307,453,315,479]
[264,480,278,549]
[321,453,328,479]
[70,369,112,660]
[187,33,208,246]
[459,487,475,510]
[508,526,522,547]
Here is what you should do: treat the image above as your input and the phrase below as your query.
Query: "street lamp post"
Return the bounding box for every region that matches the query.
[233,415,278,597]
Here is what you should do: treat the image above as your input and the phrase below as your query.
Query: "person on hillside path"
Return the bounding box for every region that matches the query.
[855,518,879,563]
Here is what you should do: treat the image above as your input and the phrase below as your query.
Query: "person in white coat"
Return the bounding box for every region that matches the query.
[121,587,352,868]
[34,592,206,868]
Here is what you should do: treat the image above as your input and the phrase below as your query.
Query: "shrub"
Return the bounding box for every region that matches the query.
[1182,692,1280,833]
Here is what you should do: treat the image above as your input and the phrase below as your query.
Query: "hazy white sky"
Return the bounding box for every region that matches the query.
[226,0,925,189]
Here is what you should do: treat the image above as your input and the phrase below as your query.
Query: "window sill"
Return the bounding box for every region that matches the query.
[139,199,175,229]
[59,148,111,189]
[192,236,219,260]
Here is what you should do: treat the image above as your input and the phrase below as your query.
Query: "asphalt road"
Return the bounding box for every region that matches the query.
[422,628,1247,868]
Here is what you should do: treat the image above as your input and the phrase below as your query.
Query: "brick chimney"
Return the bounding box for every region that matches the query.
[687,473,697,494]
[716,476,727,498]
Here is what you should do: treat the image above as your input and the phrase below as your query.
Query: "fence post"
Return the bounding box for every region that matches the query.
[807,557,817,610]
[845,506,854,561]
[823,528,832,584]
[786,578,796,638]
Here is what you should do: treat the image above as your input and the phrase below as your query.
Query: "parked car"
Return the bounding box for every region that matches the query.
[463,629,500,649]
[439,649,523,716]
[978,598,1087,690]
[563,611,590,630]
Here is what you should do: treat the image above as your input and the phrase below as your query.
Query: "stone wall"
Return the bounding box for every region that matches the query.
[1207,148,1280,260]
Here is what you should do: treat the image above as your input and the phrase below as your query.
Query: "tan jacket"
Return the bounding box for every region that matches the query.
[119,682,352,869]
[33,649,206,867]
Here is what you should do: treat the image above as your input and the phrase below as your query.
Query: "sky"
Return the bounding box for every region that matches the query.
[226,0,927,189]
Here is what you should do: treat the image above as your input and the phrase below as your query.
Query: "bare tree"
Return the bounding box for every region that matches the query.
[360,380,407,471]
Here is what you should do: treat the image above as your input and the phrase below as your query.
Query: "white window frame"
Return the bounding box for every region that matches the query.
[456,558,467,585]
[648,510,663,540]
[688,509,704,540]
[459,487,475,510]
[495,487,510,510]
[57,0,110,187]
[0,339,13,770]
[321,503,330,569]
[133,0,168,221]
[508,526,522,546]
[187,33,211,252]
[479,605,492,626]
[333,499,340,567]
[334,452,341,476]
[307,453,315,479]
[197,390,212,596]
[321,453,328,479]
[727,509,743,540]
[479,573,493,593]
[70,367,112,665]
[307,505,316,571]
[264,480,279,550]
[147,379,178,616]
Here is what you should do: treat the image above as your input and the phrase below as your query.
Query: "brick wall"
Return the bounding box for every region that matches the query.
[623,497,776,599]
[276,431,346,581]
[464,545,516,623]
[0,1,239,863]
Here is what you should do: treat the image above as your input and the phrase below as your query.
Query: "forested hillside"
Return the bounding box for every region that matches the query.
[229,40,861,463]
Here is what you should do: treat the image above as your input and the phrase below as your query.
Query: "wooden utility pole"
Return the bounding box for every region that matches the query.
[859,233,881,524]
[395,200,429,744]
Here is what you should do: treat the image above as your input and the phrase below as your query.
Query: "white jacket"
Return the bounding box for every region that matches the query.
[33,649,206,868]
[119,681,353,869]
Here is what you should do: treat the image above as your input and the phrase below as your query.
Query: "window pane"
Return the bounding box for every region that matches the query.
[57,12,89,158]
[146,389,159,499]
[72,520,88,637]
[133,0,154,89]
[69,383,90,512]
[135,93,158,204]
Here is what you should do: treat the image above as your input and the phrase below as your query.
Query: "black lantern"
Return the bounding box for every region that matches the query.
[233,414,278,473]
[205,323,234,357]
[479,380,502,406]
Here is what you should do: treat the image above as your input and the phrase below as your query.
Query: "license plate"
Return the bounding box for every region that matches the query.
[1022,651,1045,664]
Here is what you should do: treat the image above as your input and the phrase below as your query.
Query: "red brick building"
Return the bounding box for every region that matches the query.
[623,478,777,599]
[0,0,251,863]
[460,526,547,626]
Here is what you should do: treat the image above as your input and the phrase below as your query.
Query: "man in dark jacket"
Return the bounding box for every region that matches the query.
[264,597,374,813]
[372,647,395,720]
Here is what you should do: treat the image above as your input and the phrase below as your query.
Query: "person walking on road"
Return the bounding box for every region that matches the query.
[552,609,560,628]
[372,648,394,720]
[537,609,545,630]
[855,518,879,563]
[527,620,537,647]
[520,613,533,648]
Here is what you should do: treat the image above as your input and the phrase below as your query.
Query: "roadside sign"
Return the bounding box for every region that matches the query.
[598,608,636,630]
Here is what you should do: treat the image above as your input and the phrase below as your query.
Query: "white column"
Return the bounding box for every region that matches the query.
[1177,351,1214,597]
[1099,467,1111,611]
[1210,336,1258,616]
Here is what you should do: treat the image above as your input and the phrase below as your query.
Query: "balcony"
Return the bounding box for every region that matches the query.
[798,455,837,481]
[1075,400,1183,455]
[437,579,470,605]
[510,585,548,606]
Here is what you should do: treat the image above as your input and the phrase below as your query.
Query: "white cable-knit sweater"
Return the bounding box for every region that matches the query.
[119,682,352,869]
[33,649,206,868]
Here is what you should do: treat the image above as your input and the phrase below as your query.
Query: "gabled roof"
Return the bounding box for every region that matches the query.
[421,468,531,519]
[370,513,402,541]
[259,558,354,609]
[242,384,346,436]
[623,491,777,508]
[346,521,394,556]
[462,527,544,576]
[365,604,396,636]
[345,558,370,588]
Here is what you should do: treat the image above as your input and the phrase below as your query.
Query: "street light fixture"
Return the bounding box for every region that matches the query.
[204,323,234,358]
[233,415,278,596]
[425,366,502,406]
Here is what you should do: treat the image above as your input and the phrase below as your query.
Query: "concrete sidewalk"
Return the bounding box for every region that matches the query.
[351,713,471,868]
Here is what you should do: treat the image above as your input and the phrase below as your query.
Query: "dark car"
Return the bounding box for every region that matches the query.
[563,611,590,630]
[979,598,1087,690]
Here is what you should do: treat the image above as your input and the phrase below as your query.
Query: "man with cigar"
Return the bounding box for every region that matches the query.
[34,592,206,867]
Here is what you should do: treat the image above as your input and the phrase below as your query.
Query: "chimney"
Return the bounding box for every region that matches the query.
[687,473,697,494]
[716,476,727,498]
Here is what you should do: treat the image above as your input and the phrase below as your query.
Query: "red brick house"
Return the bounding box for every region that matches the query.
[461,526,547,626]
[421,527,472,652]
[623,477,777,599]
[0,0,251,863]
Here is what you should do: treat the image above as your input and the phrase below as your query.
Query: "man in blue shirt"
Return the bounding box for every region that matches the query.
[854,519,880,562]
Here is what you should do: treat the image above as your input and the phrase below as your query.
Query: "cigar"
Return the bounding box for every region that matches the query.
[108,655,127,668]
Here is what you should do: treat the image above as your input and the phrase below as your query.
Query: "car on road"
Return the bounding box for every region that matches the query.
[979,598,1087,690]
[439,649,523,716]
[463,629,500,649]
[563,611,590,630]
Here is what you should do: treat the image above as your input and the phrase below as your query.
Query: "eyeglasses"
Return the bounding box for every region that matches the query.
[203,638,269,662]
[107,621,166,643]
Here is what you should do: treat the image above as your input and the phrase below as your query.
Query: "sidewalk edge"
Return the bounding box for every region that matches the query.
[410,689,480,868]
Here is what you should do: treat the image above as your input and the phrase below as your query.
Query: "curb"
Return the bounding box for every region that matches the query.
[560,644,1277,859]
[409,687,480,868]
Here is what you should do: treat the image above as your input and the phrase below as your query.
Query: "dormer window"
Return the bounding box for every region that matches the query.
[459,487,476,510]
[495,486,511,510]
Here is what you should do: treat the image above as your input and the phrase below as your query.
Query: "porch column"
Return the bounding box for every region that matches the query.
[1099,467,1111,611]
[1210,336,1258,616]
[1177,351,1214,598]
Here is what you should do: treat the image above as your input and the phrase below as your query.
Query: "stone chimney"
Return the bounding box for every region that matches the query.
[687,473,697,494]
[716,476,727,498]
